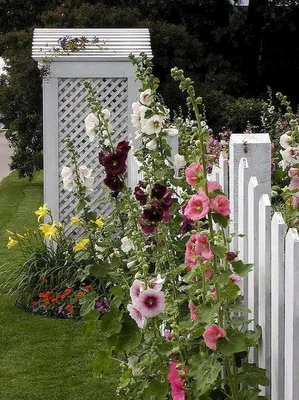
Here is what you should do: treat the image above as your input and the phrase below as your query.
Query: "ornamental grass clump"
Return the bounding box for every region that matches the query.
[73,54,269,399]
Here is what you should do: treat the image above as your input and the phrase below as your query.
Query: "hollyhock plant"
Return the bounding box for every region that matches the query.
[184,193,210,221]
[203,324,227,350]
[210,195,231,216]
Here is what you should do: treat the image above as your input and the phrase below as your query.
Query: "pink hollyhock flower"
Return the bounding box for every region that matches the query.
[289,176,299,190]
[229,274,242,289]
[134,288,165,318]
[168,362,186,400]
[198,180,223,194]
[130,280,145,305]
[203,324,227,350]
[210,195,231,216]
[289,168,299,178]
[188,300,199,320]
[152,274,165,291]
[185,233,214,271]
[204,269,213,279]
[292,192,299,209]
[184,194,210,221]
[185,162,203,186]
[127,304,147,329]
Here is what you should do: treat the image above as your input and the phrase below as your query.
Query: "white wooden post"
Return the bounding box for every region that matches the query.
[284,228,299,400]
[271,212,287,400]
[32,28,152,231]
[258,193,271,396]
[229,134,271,250]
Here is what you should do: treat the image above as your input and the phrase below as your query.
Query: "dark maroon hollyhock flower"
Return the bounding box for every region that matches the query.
[139,220,157,234]
[141,201,164,223]
[99,152,127,175]
[180,202,193,234]
[151,183,167,200]
[163,207,171,222]
[134,182,147,205]
[104,174,124,192]
[161,190,173,209]
[117,140,131,156]
[98,151,106,166]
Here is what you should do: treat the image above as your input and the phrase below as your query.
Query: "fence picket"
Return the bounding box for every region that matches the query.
[271,212,287,400]
[284,228,299,400]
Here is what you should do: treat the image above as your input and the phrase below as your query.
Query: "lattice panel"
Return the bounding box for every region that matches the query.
[58,78,128,235]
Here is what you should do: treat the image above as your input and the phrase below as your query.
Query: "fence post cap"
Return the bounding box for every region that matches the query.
[230,133,271,144]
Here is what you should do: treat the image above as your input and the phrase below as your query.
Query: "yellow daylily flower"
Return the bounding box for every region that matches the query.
[95,216,104,228]
[7,237,18,249]
[39,222,59,240]
[71,216,81,225]
[73,239,89,252]
[35,204,50,221]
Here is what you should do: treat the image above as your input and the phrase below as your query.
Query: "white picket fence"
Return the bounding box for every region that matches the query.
[211,134,299,399]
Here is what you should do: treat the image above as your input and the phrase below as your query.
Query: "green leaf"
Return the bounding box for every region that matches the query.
[221,281,240,301]
[89,262,108,278]
[106,316,142,352]
[189,355,222,394]
[217,329,248,356]
[211,243,228,258]
[212,213,229,228]
[197,302,220,325]
[230,388,265,400]
[94,349,112,377]
[231,260,253,277]
[229,304,251,313]
[237,363,270,387]
[244,325,262,347]
[143,379,169,400]
[83,309,99,336]
[79,291,97,316]
[99,306,123,335]
[110,285,123,296]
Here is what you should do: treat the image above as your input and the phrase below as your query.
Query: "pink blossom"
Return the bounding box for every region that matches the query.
[184,194,210,221]
[134,288,165,318]
[292,192,299,209]
[229,274,242,288]
[199,180,223,194]
[203,324,227,350]
[289,176,299,191]
[289,168,299,178]
[185,233,214,271]
[210,195,231,216]
[185,162,203,186]
[204,269,213,279]
[127,304,147,328]
[188,300,199,320]
[167,362,186,400]
[130,280,144,305]
[211,287,216,299]
[152,274,165,291]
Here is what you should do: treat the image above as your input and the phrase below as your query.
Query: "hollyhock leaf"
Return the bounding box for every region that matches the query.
[244,325,262,347]
[230,389,265,400]
[189,355,222,395]
[221,281,240,301]
[83,309,99,336]
[196,303,220,325]
[212,213,229,228]
[237,363,270,387]
[229,304,251,314]
[144,380,168,400]
[79,291,98,316]
[89,262,109,278]
[110,285,123,296]
[100,306,123,335]
[189,326,205,340]
[210,243,227,258]
[216,270,233,285]
[107,317,142,352]
[231,260,253,277]
[94,349,112,377]
[217,329,248,356]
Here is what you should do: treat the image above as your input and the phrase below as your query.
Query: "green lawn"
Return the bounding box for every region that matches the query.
[0,172,119,400]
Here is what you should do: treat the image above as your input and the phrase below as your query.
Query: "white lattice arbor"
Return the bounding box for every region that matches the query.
[32,28,152,230]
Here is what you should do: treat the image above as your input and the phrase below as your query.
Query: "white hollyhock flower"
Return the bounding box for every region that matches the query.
[146,138,157,151]
[132,102,140,114]
[280,132,292,149]
[164,127,178,136]
[78,166,94,192]
[84,113,99,142]
[102,109,110,120]
[143,115,164,135]
[173,154,186,170]
[61,166,72,179]
[140,89,152,106]
[280,147,299,169]
[121,236,134,253]
[131,113,141,129]
[61,166,75,192]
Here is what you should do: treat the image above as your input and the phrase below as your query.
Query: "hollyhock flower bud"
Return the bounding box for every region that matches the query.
[134,288,165,318]
[226,252,238,261]
[188,300,199,320]
[229,274,242,288]
[211,287,216,299]
[102,109,110,120]
[127,304,147,328]
[184,194,209,220]
[203,324,227,350]
[140,89,152,106]
[168,362,186,400]
[185,162,203,186]
[204,269,213,279]
[210,195,231,216]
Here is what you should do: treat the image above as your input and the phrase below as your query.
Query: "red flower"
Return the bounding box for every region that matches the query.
[103,174,124,192]
[65,304,73,312]
[141,201,165,223]
[134,181,147,205]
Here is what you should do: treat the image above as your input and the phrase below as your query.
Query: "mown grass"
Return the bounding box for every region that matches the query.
[0,172,119,400]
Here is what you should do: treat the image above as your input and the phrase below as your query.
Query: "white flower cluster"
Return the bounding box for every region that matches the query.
[131,89,178,151]
[61,165,94,193]
[84,108,111,143]
[279,130,299,170]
